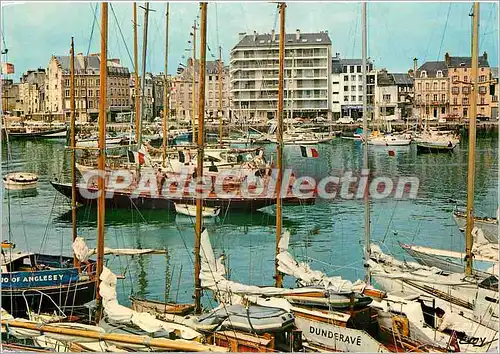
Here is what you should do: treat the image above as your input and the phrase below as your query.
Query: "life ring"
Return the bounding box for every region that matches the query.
[392,316,409,337]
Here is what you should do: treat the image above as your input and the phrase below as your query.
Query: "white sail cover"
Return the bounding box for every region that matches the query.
[72,237,167,263]
[276,231,366,293]
[71,238,199,340]
[199,229,330,302]
[99,266,201,340]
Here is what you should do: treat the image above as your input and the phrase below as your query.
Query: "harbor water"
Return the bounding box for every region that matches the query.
[2,133,498,308]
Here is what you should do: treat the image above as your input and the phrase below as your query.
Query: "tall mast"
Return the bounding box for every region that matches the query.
[191,20,197,144]
[139,2,150,146]
[194,1,207,314]
[465,2,479,276]
[162,2,170,167]
[70,37,79,269]
[96,1,108,316]
[362,2,371,285]
[133,3,140,146]
[218,45,223,147]
[275,2,285,288]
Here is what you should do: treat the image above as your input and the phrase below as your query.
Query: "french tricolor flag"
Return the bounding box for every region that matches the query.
[300,146,319,158]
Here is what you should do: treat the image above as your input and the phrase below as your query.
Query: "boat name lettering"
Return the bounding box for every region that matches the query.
[309,326,362,346]
[459,335,487,347]
[0,274,65,283]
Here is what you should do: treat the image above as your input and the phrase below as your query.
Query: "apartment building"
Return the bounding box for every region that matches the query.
[1,78,19,113]
[18,68,46,118]
[374,70,414,121]
[46,53,130,122]
[331,55,375,120]
[171,58,230,122]
[230,29,331,122]
[492,67,498,119]
[414,52,495,121]
[447,52,491,120]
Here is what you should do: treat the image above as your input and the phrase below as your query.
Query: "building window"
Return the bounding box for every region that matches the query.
[357,66,361,73]
[425,94,429,102]
[350,66,354,73]
[479,75,485,82]
[88,90,93,97]
[88,79,93,86]
[452,75,459,83]
[96,79,100,85]
[452,87,459,94]
[462,97,469,105]
[417,83,422,91]
[433,82,438,90]
[463,76,468,82]
[433,94,438,102]
[463,108,468,117]
[81,79,85,86]
[453,97,458,105]
[65,89,70,97]
[351,85,355,91]
[65,79,70,86]
[441,82,446,90]
[344,86,348,92]
[462,86,470,94]
[441,94,446,102]
[441,107,445,114]
[425,83,430,90]
[96,90,100,97]
[383,94,390,102]
[344,96,348,102]
[493,95,498,102]
[417,94,421,102]
[420,70,427,78]
[344,75,349,81]
[436,70,443,78]
[351,96,356,101]
[351,75,356,81]
[480,97,485,105]
[479,86,487,94]
[89,100,93,109]
[81,89,85,96]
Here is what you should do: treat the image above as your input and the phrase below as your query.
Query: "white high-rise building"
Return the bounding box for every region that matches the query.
[230,29,332,122]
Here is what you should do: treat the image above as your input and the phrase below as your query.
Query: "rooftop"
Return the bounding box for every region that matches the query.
[54,54,130,76]
[416,61,448,78]
[392,73,413,85]
[233,31,331,49]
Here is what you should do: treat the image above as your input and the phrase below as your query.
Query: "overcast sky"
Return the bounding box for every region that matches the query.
[2,1,498,79]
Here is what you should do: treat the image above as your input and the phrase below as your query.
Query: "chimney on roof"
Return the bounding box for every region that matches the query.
[483,51,488,61]
[253,31,257,41]
[444,52,450,66]
[238,32,246,41]
[413,58,418,77]
[271,29,276,42]
[295,29,300,40]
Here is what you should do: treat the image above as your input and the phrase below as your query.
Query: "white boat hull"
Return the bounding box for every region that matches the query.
[174,203,220,218]
[3,172,38,190]
[76,137,123,148]
[292,311,389,352]
[453,214,498,243]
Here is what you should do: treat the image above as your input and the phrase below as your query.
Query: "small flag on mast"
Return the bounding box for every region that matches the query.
[2,63,14,74]
[300,146,319,158]
[127,150,146,165]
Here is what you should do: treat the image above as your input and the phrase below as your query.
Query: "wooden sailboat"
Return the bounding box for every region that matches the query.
[0,37,97,319]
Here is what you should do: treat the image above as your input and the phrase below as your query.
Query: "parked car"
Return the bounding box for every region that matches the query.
[313,116,327,123]
[356,117,372,122]
[337,117,354,124]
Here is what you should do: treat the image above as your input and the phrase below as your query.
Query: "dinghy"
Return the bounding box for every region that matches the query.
[3,172,38,190]
[453,207,498,243]
[175,203,221,218]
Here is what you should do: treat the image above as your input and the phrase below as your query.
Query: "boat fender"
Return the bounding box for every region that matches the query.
[391,316,409,337]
